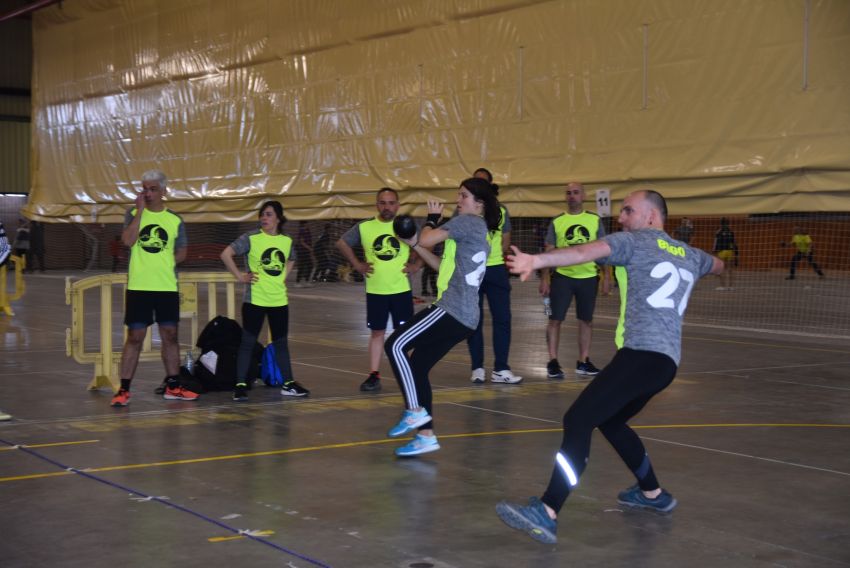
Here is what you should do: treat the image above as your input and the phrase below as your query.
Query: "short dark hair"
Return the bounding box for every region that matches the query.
[473,168,499,196]
[642,190,668,223]
[376,187,399,201]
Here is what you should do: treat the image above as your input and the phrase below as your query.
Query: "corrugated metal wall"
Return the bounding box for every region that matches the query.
[0,122,30,194]
[0,13,32,195]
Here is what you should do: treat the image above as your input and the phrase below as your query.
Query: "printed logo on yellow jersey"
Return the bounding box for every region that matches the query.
[564,224,591,246]
[372,234,401,261]
[260,247,287,276]
[139,224,169,253]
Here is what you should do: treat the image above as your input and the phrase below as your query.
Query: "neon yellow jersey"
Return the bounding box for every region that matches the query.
[126,208,185,292]
[485,206,508,267]
[614,266,628,349]
[436,239,456,300]
[358,218,411,295]
[229,230,293,307]
[551,211,603,279]
[791,234,812,254]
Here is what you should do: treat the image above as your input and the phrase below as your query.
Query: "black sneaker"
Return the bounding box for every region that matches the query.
[233,383,248,402]
[576,358,600,376]
[154,380,167,395]
[281,381,310,397]
[360,371,382,392]
[546,359,564,379]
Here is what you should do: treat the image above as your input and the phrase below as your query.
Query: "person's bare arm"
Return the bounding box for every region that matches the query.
[220,245,255,283]
[335,238,372,275]
[709,256,725,276]
[121,193,145,247]
[508,240,613,282]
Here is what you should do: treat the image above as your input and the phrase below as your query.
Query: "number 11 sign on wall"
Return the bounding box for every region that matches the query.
[595,188,611,217]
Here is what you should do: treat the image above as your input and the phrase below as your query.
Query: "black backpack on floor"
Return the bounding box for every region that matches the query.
[193,316,261,391]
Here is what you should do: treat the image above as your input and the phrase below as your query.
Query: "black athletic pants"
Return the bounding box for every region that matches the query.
[541,348,677,512]
[385,305,472,431]
[236,303,294,383]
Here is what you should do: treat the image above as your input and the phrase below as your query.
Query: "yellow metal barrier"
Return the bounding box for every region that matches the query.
[0,255,26,316]
[65,272,238,392]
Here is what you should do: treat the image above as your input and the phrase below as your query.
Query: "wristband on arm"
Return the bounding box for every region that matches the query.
[425,213,441,229]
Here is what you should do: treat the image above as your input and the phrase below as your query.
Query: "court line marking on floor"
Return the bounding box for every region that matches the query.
[446,402,558,424]
[760,378,850,391]
[0,439,99,452]
[1,424,847,484]
[0,359,837,428]
[640,435,850,478]
[0,381,587,429]
[0,437,332,567]
[293,361,364,376]
[590,313,850,342]
[702,361,850,375]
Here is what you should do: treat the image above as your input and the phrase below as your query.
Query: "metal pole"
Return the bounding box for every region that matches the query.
[802,0,810,91]
[642,24,649,110]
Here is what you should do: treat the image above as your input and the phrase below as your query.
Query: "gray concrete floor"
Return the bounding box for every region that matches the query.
[1,272,849,567]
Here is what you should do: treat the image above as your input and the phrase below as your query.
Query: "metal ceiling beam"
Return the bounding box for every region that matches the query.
[0,0,62,23]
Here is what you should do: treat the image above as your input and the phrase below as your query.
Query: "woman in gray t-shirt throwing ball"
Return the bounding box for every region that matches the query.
[385,177,501,457]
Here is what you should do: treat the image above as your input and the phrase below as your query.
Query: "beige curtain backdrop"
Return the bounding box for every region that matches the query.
[25,0,850,223]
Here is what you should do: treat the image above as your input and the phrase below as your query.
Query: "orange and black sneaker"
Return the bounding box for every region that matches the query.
[164,385,199,401]
[111,389,131,407]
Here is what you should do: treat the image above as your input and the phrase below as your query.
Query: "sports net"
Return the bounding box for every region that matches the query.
[17,211,850,342]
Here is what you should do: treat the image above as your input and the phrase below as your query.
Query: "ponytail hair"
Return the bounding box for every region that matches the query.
[460,177,501,232]
[259,200,287,234]
[473,167,499,196]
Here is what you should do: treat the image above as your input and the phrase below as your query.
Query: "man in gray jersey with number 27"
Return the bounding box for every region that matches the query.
[496,189,724,544]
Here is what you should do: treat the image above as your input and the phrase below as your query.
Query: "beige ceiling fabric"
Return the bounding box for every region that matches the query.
[26,0,850,223]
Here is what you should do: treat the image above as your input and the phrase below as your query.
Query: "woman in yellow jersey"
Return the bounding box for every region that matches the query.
[384,178,501,457]
[221,201,310,401]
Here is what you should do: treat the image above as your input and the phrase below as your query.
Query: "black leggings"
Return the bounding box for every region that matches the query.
[541,348,677,512]
[385,305,472,431]
[236,303,294,383]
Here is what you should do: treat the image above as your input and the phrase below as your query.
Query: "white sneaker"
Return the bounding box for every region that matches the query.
[470,368,486,383]
[491,369,523,384]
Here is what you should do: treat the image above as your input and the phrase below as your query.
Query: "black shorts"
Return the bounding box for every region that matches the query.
[550,273,598,322]
[366,291,414,331]
[124,290,180,329]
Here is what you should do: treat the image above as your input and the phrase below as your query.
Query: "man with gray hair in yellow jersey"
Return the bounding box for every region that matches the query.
[111,170,193,407]
[540,182,610,379]
[497,190,724,544]
[336,188,422,392]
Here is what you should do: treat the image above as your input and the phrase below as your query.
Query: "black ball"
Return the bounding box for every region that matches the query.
[393,214,417,239]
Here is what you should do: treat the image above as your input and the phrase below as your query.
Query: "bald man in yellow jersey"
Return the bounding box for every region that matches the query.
[337,188,422,392]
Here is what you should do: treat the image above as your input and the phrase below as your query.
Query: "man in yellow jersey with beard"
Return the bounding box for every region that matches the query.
[336,188,422,392]
[540,182,610,380]
[111,170,194,407]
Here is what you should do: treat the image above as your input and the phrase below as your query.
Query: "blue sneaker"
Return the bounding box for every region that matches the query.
[496,497,557,544]
[394,433,440,457]
[617,484,677,513]
[388,408,432,438]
